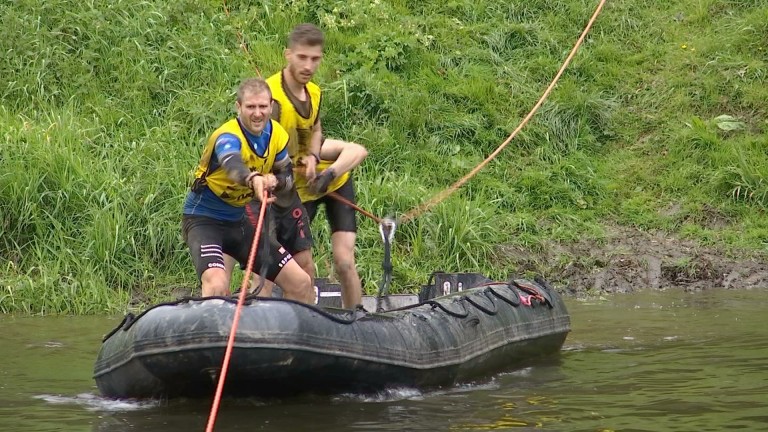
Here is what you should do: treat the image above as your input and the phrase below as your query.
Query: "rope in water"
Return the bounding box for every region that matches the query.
[204,189,270,432]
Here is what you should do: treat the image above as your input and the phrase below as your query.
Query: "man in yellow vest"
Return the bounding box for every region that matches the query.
[182,78,314,303]
[266,23,368,308]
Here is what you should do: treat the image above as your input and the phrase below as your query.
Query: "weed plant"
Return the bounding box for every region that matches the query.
[1,0,766,314]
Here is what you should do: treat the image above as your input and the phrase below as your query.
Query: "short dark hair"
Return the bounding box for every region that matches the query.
[288,23,324,48]
[237,78,271,102]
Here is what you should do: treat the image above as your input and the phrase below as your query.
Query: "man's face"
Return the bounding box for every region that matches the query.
[285,44,323,85]
[236,90,272,135]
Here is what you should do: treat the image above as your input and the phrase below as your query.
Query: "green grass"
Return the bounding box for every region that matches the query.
[1,0,767,314]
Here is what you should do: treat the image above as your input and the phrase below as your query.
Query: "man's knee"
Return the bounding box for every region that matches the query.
[276,264,314,302]
[296,272,312,292]
[293,250,315,278]
[223,254,238,274]
[287,272,315,302]
[333,256,356,275]
[332,237,355,266]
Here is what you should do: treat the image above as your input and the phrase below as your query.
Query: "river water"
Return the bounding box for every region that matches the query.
[1,288,766,431]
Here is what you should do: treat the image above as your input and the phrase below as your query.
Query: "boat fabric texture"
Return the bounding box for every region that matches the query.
[93,277,570,399]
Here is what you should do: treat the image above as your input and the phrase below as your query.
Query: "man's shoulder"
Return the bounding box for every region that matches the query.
[215,131,241,145]
[306,80,321,94]
[209,118,240,141]
[266,71,282,86]
[213,118,239,132]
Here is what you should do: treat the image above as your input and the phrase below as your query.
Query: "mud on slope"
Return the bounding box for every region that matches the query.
[496,225,768,296]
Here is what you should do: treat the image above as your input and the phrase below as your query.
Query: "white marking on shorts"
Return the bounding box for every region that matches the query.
[200,244,223,258]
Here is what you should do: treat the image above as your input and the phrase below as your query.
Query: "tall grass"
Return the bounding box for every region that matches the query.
[1,0,766,314]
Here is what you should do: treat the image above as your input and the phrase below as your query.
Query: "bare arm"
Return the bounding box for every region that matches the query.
[299,118,324,181]
[221,153,273,201]
[218,149,251,186]
[217,135,277,200]
[319,139,369,178]
[271,157,294,193]
[310,118,324,160]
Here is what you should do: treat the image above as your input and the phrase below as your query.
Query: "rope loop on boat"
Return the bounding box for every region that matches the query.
[102,278,555,345]
[258,297,363,324]
[101,312,136,342]
[101,295,364,342]
[512,278,553,308]
[464,290,499,315]
[242,297,365,325]
[105,295,208,339]
[427,298,470,318]
[487,285,521,307]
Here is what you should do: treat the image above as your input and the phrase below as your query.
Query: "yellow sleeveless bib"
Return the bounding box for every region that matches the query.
[192,118,289,207]
[266,71,349,202]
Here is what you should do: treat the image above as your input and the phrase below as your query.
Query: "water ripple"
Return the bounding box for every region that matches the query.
[33,393,157,412]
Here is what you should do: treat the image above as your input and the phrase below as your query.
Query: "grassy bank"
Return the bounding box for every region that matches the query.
[1,0,766,314]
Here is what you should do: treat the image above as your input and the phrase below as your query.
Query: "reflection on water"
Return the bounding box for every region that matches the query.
[1,288,767,431]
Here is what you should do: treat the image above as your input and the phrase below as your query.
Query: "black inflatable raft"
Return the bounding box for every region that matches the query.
[93,273,570,399]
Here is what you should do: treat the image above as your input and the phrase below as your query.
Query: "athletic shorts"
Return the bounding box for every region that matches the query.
[250,194,313,255]
[182,215,292,282]
[302,176,357,233]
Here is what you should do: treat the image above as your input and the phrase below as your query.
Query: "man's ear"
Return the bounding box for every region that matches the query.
[284,48,291,61]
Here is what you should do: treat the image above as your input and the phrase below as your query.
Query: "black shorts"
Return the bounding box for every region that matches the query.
[303,176,357,233]
[182,215,292,282]
[252,194,313,255]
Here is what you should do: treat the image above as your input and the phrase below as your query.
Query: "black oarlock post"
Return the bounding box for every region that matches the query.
[375,217,397,312]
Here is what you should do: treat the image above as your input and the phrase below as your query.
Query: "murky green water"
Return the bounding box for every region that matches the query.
[1,288,767,431]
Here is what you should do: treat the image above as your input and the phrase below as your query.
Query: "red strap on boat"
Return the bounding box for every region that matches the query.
[205,190,270,432]
[514,280,547,304]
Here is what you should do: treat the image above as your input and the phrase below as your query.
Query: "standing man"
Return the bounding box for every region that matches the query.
[182,78,314,303]
[266,23,369,308]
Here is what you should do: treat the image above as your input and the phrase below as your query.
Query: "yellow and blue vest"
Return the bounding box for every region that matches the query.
[192,118,289,207]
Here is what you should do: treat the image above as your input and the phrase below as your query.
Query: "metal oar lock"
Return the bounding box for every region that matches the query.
[375,217,397,312]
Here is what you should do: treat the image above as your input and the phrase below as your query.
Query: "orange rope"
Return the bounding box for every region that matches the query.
[205,190,269,432]
[398,0,607,224]
[199,5,605,426]
[220,0,606,228]
[222,0,262,77]
[219,0,606,223]
[328,191,382,224]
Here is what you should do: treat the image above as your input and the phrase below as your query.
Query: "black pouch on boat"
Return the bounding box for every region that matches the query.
[314,277,344,308]
[271,277,343,307]
[419,272,492,302]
